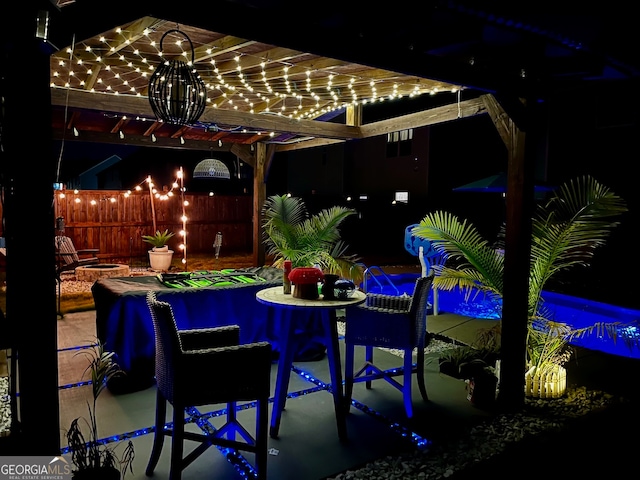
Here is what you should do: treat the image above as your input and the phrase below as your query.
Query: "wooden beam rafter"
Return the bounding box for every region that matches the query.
[52,89,489,151]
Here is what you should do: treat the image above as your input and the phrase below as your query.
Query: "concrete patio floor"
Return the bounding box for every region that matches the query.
[55,309,500,480]
[2,255,639,478]
[51,304,640,480]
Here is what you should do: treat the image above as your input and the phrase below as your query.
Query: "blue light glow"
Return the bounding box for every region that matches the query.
[291,365,431,449]
[364,273,640,359]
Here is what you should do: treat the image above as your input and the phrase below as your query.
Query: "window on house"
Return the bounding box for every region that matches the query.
[386,129,413,157]
[394,191,409,203]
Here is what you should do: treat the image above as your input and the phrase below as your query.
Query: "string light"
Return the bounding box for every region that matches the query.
[50,25,463,122]
[56,169,189,269]
[178,167,188,270]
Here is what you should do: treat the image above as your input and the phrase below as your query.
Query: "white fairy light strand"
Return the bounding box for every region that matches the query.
[56,169,188,252]
[50,24,463,122]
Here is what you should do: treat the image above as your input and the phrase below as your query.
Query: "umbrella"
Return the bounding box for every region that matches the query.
[453,172,555,193]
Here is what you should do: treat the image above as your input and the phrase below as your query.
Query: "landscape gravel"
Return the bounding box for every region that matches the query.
[325,387,624,479]
[330,321,627,479]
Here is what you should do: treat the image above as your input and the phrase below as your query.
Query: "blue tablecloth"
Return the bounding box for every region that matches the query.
[91,267,327,393]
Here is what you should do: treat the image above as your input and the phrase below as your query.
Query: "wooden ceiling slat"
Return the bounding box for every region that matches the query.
[212,46,308,76]
[66,110,81,130]
[143,122,162,136]
[193,36,257,63]
[109,116,128,134]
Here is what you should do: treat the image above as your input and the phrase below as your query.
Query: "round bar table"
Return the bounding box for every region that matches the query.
[256,286,366,440]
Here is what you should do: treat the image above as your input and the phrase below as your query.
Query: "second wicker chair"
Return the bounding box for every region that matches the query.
[145,291,272,480]
[343,274,434,418]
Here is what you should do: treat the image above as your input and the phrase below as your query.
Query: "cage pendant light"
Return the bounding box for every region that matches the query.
[148,29,206,125]
[193,158,231,179]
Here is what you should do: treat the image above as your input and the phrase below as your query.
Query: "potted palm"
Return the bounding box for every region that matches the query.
[142,229,175,271]
[142,229,175,251]
[65,339,135,479]
[261,194,363,283]
[413,175,629,398]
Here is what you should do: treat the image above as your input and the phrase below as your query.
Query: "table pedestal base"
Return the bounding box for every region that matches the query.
[270,310,347,440]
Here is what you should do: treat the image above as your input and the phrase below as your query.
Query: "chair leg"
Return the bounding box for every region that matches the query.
[403,349,413,418]
[226,401,237,441]
[170,403,185,480]
[255,397,268,480]
[416,347,428,401]
[365,345,374,389]
[146,390,167,476]
[344,343,355,414]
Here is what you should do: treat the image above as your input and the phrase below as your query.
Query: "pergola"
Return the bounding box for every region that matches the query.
[3,0,637,453]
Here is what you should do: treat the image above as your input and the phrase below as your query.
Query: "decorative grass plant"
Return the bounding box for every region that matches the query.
[65,340,135,479]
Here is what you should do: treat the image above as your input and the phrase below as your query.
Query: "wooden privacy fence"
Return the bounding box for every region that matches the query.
[50,189,254,264]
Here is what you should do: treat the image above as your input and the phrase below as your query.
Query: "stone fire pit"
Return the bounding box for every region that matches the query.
[75,264,130,282]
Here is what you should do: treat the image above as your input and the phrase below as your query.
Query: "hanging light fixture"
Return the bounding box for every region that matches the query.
[148,28,206,125]
[193,158,231,179]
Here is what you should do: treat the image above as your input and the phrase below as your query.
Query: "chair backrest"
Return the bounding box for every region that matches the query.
[55,236,80,265]
[408,273,435,342]
[146,291,183,400]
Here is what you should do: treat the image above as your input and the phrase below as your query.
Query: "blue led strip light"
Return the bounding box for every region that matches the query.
[350,398,431,450]
[60,406,258,479]
[57,343,97,354]
[290,365,431,450]
[60,427,149,455]
[59,361,430,469]
[59,380,92,391]
[186,406,258,480]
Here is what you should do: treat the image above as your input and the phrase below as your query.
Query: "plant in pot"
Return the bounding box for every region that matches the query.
[413,175,629,399]
[261,194,363,283]
[436,324,501,408]
[142,229,175,272]
[438,325,500,380]
[439,346,499,380]
[142,229,175,251]
[65,339,135,479]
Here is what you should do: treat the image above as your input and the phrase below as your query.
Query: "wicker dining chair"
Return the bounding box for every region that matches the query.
[145,291,272,480]
[343,273,434,418]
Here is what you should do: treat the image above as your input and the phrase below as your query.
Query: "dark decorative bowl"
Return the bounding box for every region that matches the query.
[333,279,356,299]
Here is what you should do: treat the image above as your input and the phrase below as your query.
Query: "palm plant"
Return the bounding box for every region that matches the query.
[66,339,135,479]
[261,194,362,280]
[141,229,175,249]
[412,175,630,374]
